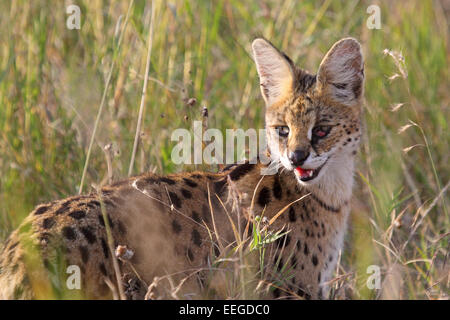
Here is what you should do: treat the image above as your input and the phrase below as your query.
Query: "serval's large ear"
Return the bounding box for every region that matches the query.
[317,38,364,107]
[252,38,295,107]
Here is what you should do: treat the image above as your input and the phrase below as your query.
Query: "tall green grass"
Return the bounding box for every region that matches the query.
[0,0,448,299]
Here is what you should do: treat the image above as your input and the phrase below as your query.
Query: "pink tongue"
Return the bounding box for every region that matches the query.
[296,167,313,179]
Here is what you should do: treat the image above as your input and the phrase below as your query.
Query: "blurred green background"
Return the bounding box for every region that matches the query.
[0,0,448,299]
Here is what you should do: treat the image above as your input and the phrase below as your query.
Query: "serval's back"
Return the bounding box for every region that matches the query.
[0,37,364,300]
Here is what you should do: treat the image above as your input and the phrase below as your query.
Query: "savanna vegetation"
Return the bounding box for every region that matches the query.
[0,0,448,299]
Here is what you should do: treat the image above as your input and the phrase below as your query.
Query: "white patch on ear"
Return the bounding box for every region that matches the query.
[317,38,364,106]
[252,38,294,106]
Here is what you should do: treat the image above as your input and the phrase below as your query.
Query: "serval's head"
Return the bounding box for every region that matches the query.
[252,38,364,189]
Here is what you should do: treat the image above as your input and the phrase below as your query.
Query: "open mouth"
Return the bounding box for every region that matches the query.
[295,160,327,182]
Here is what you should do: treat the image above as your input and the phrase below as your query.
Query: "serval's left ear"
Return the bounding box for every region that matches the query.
[317,38,364,107]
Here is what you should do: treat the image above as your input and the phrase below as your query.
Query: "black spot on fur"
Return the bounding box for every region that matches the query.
[42,217,55,230]
[86,200,100,210]
[273,176,282,199]
[143,176,158,184]
[276,233,291,248]
[34,205,49,215]
[229,162,254,181]
[99,263,107,276]
[62,226,76,240]
[136,177,157,188]
[172,220,182,234]
[257,187,271,207]
[107,216,115,228]
[276,257,284,272]
[214,244,220,258]
[213,179,227,194]
[291,256,298,269]
[183,178,198,188]
[97,213,114,228]
[310,193,340,213]
[202,204,210,223]
[168,192,182,209]
[191,229,202,247]
[160,177,176,185]
[101,189,113,196]
[98,214,105,227]
[352,81,362,98]
[304,243,309,255]
[55,200,72,215]
[288,206,297,222]
[312,255,318,266]
[302,203,311,220]
[101,238,109,259]
[79,246,89,264]
[192,211,201,223]
[181,188,192,199]
[117,221,127,235]
[80,227,96,244]
[69,210,86,220]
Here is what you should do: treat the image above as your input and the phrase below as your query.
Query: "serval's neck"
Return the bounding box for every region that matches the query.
[309,153,355,210]
[229,155,354,213]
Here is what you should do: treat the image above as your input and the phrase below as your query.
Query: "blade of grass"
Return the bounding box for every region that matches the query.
[78,0,134,194]
[128,1,157,176]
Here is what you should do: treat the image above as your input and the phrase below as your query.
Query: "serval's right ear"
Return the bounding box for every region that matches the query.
[252,38,295,107]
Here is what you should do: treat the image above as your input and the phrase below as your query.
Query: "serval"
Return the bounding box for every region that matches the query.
[0,37,364,300]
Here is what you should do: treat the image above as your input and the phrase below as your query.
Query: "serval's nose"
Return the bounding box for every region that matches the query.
[289,149,310,167]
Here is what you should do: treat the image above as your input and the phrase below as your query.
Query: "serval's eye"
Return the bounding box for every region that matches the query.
[312,125,331,138]
[275,126,290,137]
